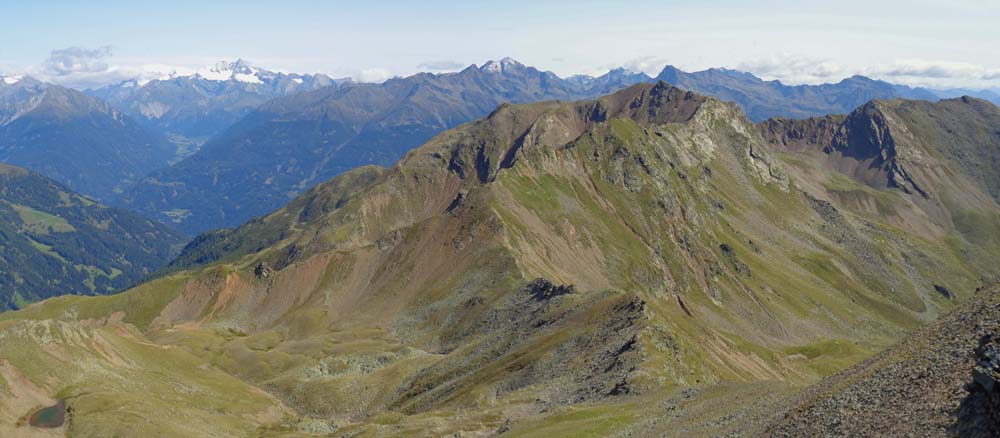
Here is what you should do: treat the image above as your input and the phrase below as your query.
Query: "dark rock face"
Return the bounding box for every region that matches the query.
[761,103,928,197]
[720,243,752,277]
[957,335,1000,437]
[524,278,576,301]
[254,262,272,279]
[764,97,1000,214]
[935,284,956,300]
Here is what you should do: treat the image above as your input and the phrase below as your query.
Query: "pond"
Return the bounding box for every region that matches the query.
[28,400,66,428]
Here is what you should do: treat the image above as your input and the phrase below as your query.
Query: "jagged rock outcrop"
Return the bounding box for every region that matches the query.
[958,334,1000,437]
[763,97,1000,207]
[761,102,927,197]
[524,278,576,301]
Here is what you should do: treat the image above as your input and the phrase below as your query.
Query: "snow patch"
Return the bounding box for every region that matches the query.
[482,61,502,73]
[2,75,23,85]
[292,77,304,84]
[139,101,170,119]
[480,57,523,74]
[196,64,233,81]
[191,60,272,84]
[234,73,263,84]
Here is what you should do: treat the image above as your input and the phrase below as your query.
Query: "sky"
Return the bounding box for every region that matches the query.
[1,0,999,90]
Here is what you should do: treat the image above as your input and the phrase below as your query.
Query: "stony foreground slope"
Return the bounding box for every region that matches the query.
[764,284,1000,437]
[2,83,1000,436]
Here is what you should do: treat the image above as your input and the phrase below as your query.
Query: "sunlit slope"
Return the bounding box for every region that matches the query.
[4,83,999,436]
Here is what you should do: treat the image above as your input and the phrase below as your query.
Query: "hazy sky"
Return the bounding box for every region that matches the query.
[2,0,999,89]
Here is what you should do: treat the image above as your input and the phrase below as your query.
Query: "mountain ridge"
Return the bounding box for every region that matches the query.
[764,284,1000,436]
[656,64,942,121]
[111,58,994,234]
[0,77,175,200]
[115,59,599,233]
[88,60,344,158]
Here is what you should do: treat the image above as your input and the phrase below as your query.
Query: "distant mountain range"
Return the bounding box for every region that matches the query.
[0,162,185,310]
[0,76,174,200]
[116,58,633,233]
[88,60,344,160]
[113,58,1000,234]
[574,66,1000,121]
[655,67,943,121]
[4,59,997,236]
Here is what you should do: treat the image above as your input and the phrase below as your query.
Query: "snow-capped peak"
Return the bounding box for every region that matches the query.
[1,75,23,85]
[229,59,256,74]
[195,59,268,83]
[480,57,524,74]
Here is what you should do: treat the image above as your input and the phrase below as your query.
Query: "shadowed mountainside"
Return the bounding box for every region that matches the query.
[0,77,174,200]
[0,162,186,311]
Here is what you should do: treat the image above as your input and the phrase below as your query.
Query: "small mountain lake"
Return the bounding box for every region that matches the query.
[28,400,66,428]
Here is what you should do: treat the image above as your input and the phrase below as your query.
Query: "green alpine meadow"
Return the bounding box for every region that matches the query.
[1,2,999,436]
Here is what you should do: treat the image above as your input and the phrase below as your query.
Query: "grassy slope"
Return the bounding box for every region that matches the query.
[2,84,999,436]
[762,285,1000,436]
[0,163,187,310]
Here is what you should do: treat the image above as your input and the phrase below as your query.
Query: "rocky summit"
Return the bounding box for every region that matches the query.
[3,82,1000,436]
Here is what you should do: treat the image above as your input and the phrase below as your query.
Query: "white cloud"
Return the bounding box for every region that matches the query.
[40,63,190,90]
[416,60,466,73]
[16,46,194,89]
[619,57,670,77]
[585,56,669,78]
[875,59,1000,85]
[356,67,394,83]
[44,46,113,76]
[16,49,335,89]
[738,53,851,85]
[736,53,1000,89]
